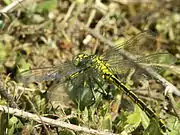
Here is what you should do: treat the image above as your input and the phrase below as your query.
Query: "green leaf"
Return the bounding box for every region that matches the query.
[82,107,89,122]
[35,0,57,12]
[8,116,23,135]
[2,0,12,5]
[7,125,14,135]
[166,116,180,135]
[9,116,18,127]
[9,116,23,128]
[125,105,141,132]
[144,120,162,135]
[140,109,150,129]
[113,110,128,133]
[0,112,7,135]
[99,114,112,130]
[127,105,141,125]
[33,90,47,113]
[0,43,7,63]
[16,58,30,73]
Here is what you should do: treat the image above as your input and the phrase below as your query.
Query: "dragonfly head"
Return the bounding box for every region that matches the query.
[73,53,90,68]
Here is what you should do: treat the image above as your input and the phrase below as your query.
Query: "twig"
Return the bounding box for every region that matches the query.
[79,22,180,97]
[86,9,96,27]
[0,105,118,135]
[112,0,151,4]
[23,94,51,135]
[0,0,25,13]
[166,91,180,120]
[62,2,76,24]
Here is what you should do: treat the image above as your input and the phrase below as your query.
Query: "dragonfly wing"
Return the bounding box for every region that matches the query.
[102,31,176,79]
[18,67,60,84]
[102,31,157,60]
[127,53,177,81]
[18,62,80,84]
[47,82,72,108]
[101,31,156,75]
[136,52,177,65]
[65,67,103,109]
[122,31,157,55]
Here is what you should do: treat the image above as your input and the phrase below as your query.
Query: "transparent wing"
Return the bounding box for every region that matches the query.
[122,31,157,55]
[65,66,103,109]
[18,62,80,84]
[136,52,177,65]
[102,31,157,61]
[131,52,177,79]
[101,31,156,75]
[102,31,176,78]
[18,67,59,83]
[47,82,72,108]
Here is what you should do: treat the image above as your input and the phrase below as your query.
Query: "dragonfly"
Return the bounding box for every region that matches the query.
[18,31,176,132]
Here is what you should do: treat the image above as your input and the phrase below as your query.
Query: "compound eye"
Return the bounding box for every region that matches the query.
[73,53,87,67]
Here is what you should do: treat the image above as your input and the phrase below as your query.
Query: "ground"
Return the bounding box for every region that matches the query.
[0,0,180,135]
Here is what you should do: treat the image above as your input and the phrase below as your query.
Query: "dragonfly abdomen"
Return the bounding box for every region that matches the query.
[108,74,167,132]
